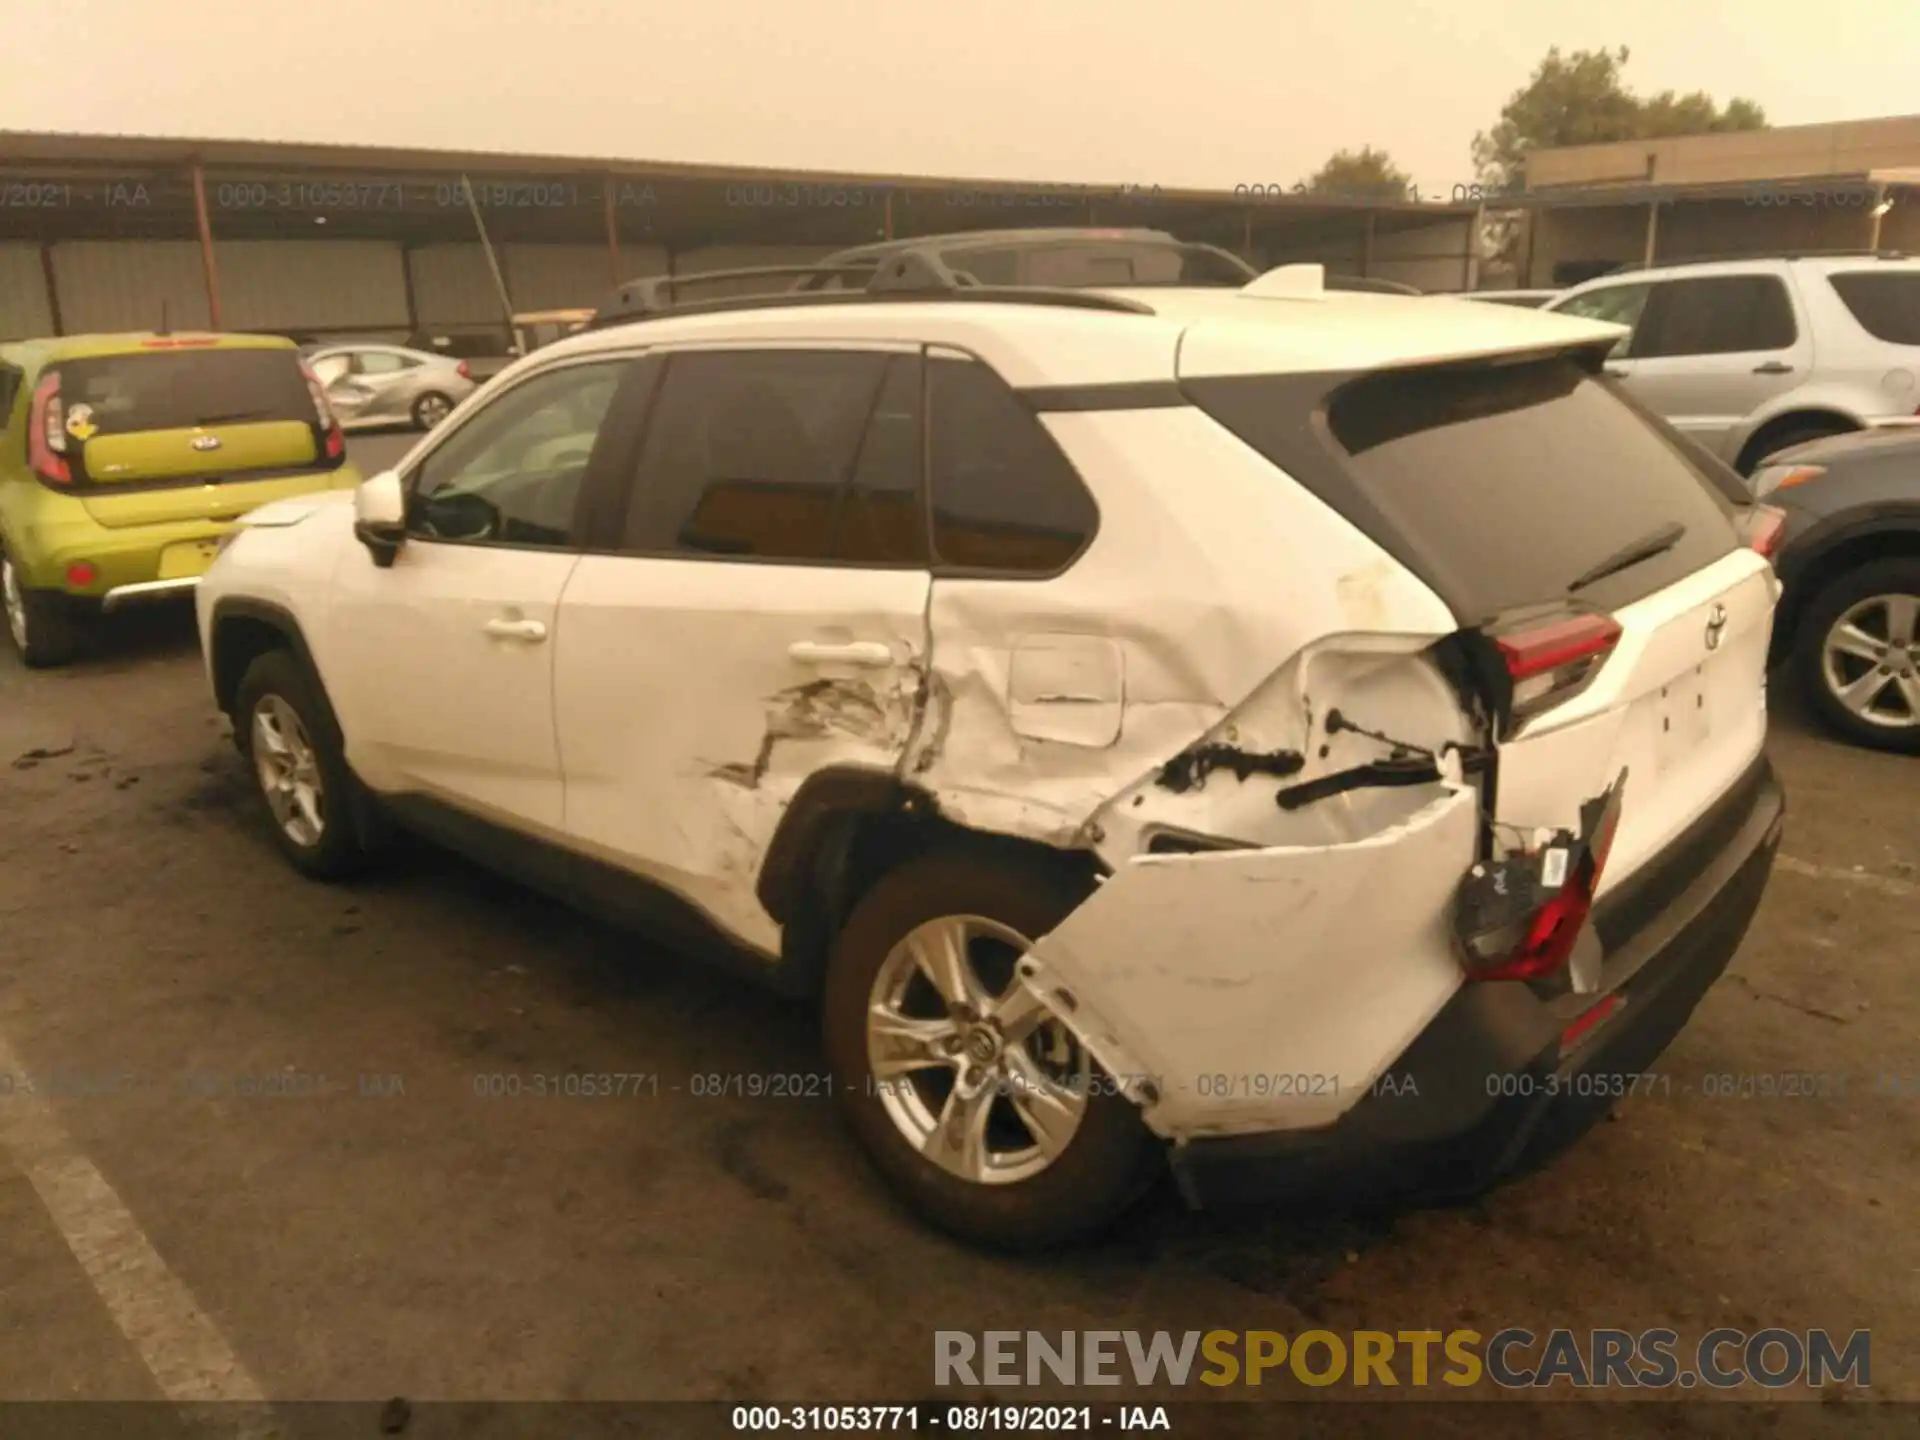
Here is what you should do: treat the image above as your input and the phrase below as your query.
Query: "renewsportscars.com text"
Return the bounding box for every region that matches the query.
[933,1328,1870,1390]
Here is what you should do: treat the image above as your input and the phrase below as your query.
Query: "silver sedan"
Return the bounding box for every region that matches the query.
[305,344,479,432]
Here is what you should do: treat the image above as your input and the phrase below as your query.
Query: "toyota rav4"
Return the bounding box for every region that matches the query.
[197,254,1787,1250]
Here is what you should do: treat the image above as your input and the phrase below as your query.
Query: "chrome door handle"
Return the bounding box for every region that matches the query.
[787,639,893,667]
[482,617,548,642]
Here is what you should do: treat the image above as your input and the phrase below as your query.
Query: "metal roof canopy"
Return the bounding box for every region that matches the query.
[1512,170,1920,210]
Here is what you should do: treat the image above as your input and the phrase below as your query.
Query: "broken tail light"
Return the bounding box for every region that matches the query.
[1489,611,1623,730]
[27,370,71,484]
[299,359,347,464]
[1742,504,1788,563]
[1453,769,1627,983]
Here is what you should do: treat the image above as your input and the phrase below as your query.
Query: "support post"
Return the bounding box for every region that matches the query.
[38,241,63,336]
[1360,212,1375,277]
[1465,202,1486,291]
[1643,200,1660,268]
[190,163,223,329]
[604,173,623,288]
[884,189,894,240]
[1868,184,1889,250]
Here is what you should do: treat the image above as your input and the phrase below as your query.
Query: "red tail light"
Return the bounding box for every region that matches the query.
[456,361,471,380]
[298,358,346,463]
[1489,611,1623,730]
[1457,773,1627,984]
[27,370,71,484]
[1744,504,1787,563]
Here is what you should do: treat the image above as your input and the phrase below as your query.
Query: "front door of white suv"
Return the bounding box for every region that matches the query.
[552,344,932,956]
[327,357,635,833]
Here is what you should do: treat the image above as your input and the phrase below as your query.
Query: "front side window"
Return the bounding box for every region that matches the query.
[927,355,1098,574]
[1552,283,1652,357]
[309,354,352,386]
[1633,275,1798,357]
[356,351,413,375]
[620,348,925,565]
[406,360,629,549]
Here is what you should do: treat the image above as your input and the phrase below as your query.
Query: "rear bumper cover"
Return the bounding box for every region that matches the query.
[1169,754,1784,1209]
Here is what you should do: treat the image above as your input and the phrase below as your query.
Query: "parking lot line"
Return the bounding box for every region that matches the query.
[0,1028,272,1420]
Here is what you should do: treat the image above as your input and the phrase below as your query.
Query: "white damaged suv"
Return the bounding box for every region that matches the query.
[198,249,1789,1249]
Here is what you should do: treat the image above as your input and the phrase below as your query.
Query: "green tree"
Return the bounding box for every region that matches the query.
[1304,145,1414,202]
[1472,46,1767,192]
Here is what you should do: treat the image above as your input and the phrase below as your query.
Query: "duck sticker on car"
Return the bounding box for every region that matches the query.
[64,403,97,442]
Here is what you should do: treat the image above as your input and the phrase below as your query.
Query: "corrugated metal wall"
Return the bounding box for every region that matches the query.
[50,242,211,333]
[502,245,617,311]
[0,244,54,340]
[215,240,409,331]
[407,244,500,328]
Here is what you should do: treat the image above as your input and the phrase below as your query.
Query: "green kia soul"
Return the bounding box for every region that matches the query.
[0,332,360,667]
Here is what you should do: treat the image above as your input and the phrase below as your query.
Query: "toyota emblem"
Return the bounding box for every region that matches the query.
[191,434,222,452]
[1705,603,1729,651]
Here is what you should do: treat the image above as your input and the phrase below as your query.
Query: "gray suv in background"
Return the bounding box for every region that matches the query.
[1545,253,1920,474]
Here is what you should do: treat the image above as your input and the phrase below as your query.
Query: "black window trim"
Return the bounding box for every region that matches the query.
[397,349,651,556]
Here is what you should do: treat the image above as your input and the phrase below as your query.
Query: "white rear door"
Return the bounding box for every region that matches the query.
[553,342,931,955]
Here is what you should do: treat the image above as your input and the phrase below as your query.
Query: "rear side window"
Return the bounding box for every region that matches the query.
[1827,271,1920,344]
[55,348,314,436]
[621,349,927,565]
[1632,276,1797,357]
[1187,357,1740,622]
[927,355,1098,574]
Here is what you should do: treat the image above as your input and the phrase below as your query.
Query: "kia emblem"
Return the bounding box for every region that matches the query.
[191,434,222,452]
[1705,603,1729,651]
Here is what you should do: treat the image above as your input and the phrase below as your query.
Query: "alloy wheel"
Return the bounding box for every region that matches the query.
[1821,592,1920,731]
[417,394,452,428]
[251,695,326,846]
[866,914,1091,1186]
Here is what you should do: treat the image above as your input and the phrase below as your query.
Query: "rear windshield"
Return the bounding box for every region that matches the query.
[1187,356,1741,622]
[57,348,314,436]
[1827,271,1920,345]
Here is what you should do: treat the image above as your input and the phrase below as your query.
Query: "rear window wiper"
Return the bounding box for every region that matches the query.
[1566,520,1686,593]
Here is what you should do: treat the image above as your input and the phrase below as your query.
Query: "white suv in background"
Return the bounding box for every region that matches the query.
[1545,253,1920,474]
[197,253,1787,1250]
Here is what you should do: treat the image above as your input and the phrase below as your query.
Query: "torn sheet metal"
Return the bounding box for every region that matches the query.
[706,675,921,790]
[1021,785,1480,1140]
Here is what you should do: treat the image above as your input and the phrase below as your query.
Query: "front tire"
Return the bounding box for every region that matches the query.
[822,849,1158,1251]
[1793,556,1920,754]
[2,550,81,669]
[234,649,381,877]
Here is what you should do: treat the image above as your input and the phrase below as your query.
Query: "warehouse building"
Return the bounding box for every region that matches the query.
[0,130,1487,346]
[1513,114,1920,287]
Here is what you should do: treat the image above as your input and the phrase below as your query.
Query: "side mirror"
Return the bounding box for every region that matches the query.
[354,470,407,568]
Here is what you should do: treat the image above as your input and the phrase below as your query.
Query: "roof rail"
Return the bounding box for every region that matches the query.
[586,247,1156,330]
[1602,248,1908,276]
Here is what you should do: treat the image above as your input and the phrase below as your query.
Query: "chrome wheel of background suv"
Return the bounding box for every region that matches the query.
[1821,593,1920,733]
[866,914,1091,1186]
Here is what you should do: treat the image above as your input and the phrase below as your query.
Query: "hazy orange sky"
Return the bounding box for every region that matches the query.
[1,0,1914,192]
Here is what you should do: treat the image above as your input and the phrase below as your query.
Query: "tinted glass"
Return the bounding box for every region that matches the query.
[55,349,313,435]
[408,360,628,548]
[622,349,920,563]
[1551,283,1650,357]
[1188,357,1739,621]
[927,356,1098,573]
[357,351,413,374]
[1634,276,1797,357]
[1827,272,1920,345]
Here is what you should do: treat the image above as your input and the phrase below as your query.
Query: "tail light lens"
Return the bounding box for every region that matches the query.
[1488,611,1623,730]
[1456,772,1627,984]
[27,370,71,484]
[456,361,471,380]
[298,359,346,463]
[1743,504,1788,563]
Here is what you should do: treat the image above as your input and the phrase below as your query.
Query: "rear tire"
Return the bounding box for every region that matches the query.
[234,648,382,878]
[1,550,81,669]
[412,391,454,431]
[822,848,1159,1251]
[1793,556,1920,754]
[1739,419,1854,475]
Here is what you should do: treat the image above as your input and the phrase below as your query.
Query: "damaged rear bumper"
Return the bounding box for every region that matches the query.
[1168,754,1785,1210]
